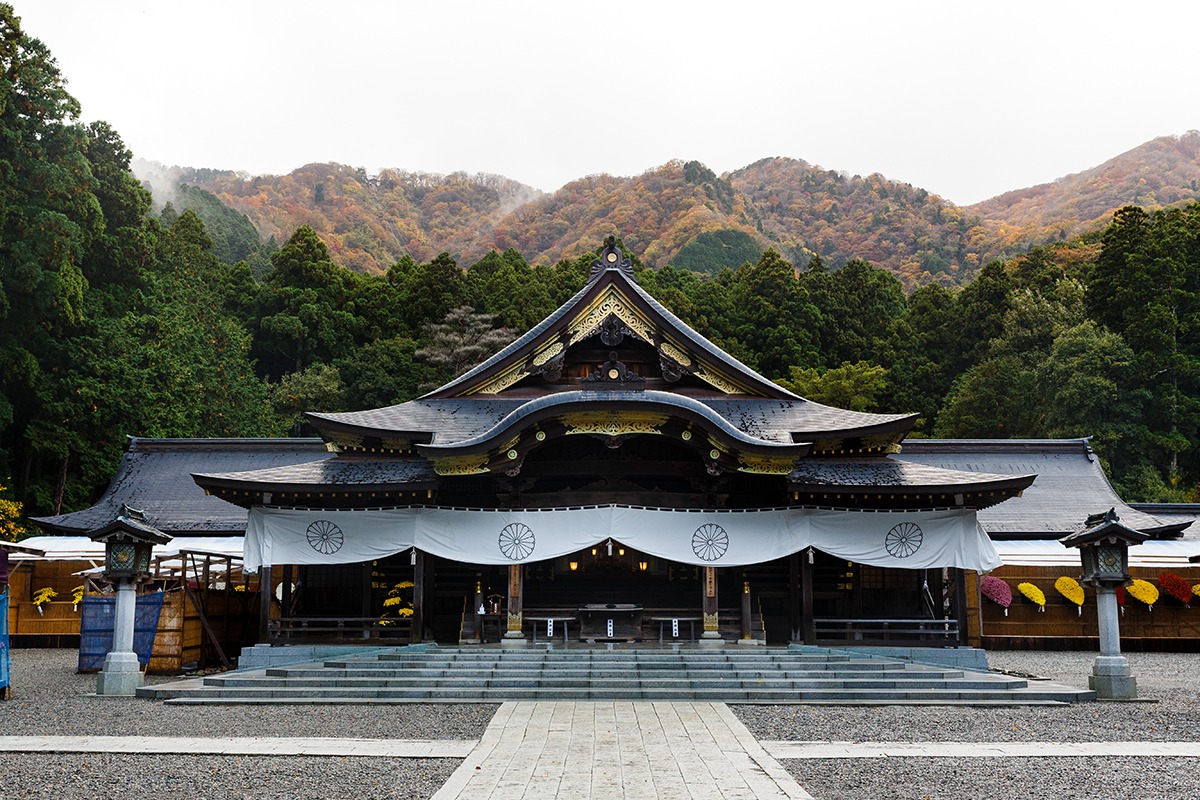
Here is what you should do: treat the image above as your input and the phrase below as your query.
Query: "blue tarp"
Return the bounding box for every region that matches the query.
[77,591,165,672]
[0,585,10,692]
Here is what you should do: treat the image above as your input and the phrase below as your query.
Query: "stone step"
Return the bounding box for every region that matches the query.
[150,684,1083,703]
[329,657,893,672]
[362,651,857,661]
[262,666,941,683]
[138,646,1094,705]
[204,675,1012,691]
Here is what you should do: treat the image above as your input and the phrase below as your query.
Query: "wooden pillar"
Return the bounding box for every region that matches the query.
[788,553,801,643]
[963,570,983,648]
[412,550,425,643]
[258,563,272,643]
[471,580,484,643]
[801,548,815,644]
[280,563,292,618]
[954,568,969,646]
[360,562,374,639]
[503,563,525,644]
[700,566,722,642]
[740,580,752,641]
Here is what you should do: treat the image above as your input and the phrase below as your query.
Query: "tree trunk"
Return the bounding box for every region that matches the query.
[53,454,69,515]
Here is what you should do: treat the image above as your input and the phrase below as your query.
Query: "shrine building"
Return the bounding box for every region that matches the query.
[152,237,1034,648]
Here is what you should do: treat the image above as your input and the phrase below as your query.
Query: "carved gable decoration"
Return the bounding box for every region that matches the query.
[434,237,796,400]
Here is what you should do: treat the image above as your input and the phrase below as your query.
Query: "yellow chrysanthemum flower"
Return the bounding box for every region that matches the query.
[1054,576,1085,606]
[1127,578,1159,608]
[32,587,58,606]
[1016,582,1046,607]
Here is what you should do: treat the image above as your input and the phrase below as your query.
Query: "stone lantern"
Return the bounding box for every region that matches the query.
[1060,508,1148,699]
[88,505,171,696]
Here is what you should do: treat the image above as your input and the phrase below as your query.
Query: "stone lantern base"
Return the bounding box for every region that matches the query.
[96,651,144,696]
[1090,654,1137,700]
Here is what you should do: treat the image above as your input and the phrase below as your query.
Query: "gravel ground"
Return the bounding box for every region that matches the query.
[0,753,456,800]
[1,649,488,799]
[733,650,1200,799]
[4,648,1200,799]
[1,649,497,739]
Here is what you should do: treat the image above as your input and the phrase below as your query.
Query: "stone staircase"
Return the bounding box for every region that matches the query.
[138,646,1094,705]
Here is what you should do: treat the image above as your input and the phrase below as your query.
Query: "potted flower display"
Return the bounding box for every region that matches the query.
[1158,572,1192,606]
[1054,576,1086,615]
[980,576,1013,616]
[1017,581,1046,612]
[1127,578,1159,611]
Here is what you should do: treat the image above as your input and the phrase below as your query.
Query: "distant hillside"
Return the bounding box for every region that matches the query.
[967,131,1200,255]
[488,160,763,268]
[173,163,543,273]
[152,132,1200,287]
[729,157,987,287]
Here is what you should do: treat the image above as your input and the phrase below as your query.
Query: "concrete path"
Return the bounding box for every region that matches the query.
[762,740,1200,759]
[432,701,813,800]
[0,735,474,758]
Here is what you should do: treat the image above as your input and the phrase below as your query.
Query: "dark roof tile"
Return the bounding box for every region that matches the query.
[31,438,330,535]
[896,439,1187,537]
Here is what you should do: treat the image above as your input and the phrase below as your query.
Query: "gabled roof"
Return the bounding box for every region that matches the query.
[894,439,1189,538]
[305,238,918,461]
[424,237,796,400]
[31,437,331,535]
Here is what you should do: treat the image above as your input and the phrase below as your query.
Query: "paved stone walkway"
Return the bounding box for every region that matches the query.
[432,701,812,800]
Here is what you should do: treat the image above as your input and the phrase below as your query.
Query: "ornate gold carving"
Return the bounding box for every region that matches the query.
[561,410,667,437]
[381,437,411,452]
[329,433,363,450]
[471,366,527,395]
[507,612,523,632]
[531,341,564,367]
[737,453,797,475]
[693,364,741,395]
[703,612,719,631]
[431,454,490,476]
[660,340,692,368]
[567,287,656,346]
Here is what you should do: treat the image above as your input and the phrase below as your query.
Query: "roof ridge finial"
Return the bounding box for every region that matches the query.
[588,236,634,283]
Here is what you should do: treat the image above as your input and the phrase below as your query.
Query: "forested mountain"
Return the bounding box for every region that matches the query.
[150,162,543,274]
[729,157,986,288]
[967,132,1200,256]
[159,134,1200,291]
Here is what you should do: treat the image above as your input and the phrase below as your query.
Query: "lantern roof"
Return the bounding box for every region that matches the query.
[86,504,173,546]
[1059,508,1151,550]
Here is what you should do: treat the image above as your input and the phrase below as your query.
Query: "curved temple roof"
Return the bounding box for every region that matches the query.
[305,238,918,457]
[31,438,331,534]
[895,439,1190,538]
[788,458,1036,510]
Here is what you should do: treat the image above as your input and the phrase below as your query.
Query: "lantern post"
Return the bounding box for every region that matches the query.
[88,505,171,696]
[1060,508,1148,700]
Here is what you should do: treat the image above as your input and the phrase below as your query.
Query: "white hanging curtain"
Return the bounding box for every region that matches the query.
[244,504,1000,574]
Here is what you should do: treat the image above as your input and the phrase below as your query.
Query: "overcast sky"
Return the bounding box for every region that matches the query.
[16,1,1200,206]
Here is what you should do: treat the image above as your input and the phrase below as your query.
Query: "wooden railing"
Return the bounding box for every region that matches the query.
[269,616,413,642]
[814,617,960,646]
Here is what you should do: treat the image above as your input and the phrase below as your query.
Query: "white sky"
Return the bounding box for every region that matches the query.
[16,0,1200,205]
